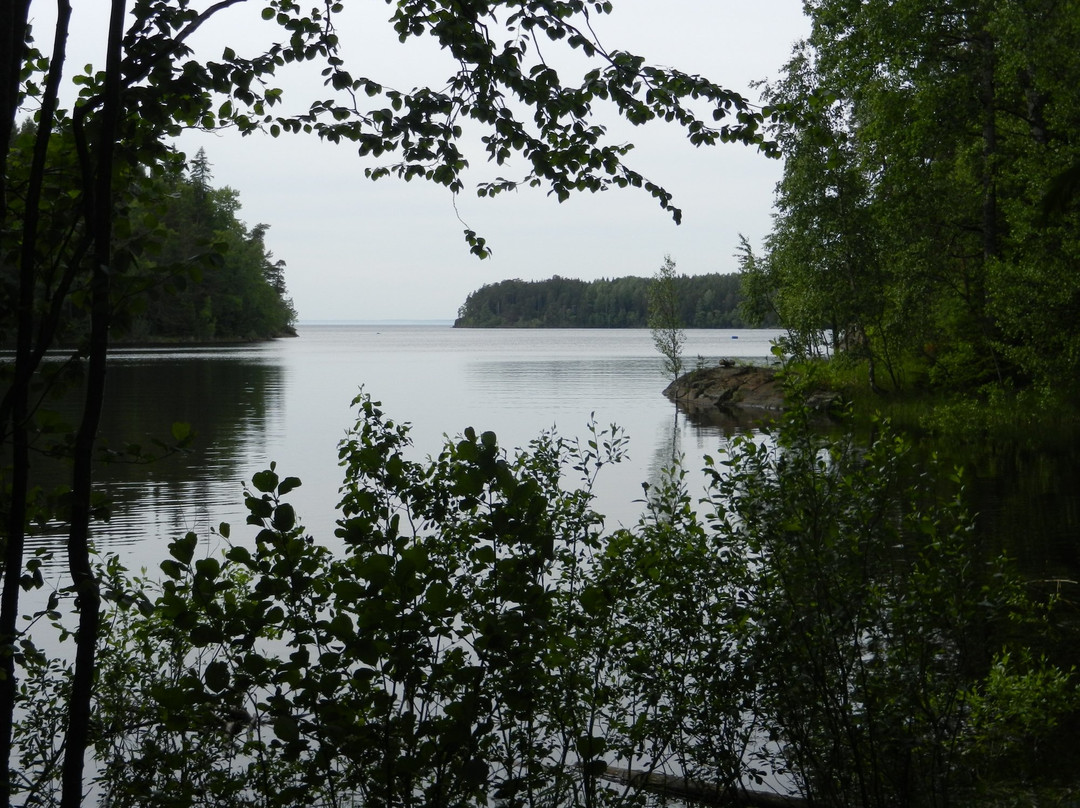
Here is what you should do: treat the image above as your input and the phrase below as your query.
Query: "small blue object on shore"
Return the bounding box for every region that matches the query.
[731,335,739,339]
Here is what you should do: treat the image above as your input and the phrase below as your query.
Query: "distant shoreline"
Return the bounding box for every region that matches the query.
[297,319,455,327]
[296,322,777,330]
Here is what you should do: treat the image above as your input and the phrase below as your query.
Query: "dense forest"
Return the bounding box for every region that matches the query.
[119,148,298,342]
[454,272,765,328]
[741,0,1080,407]
[2,134,296,345]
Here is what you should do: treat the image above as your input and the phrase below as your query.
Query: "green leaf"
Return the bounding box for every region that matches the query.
[274,714,300,743]
[190,623,223,646]
[357,553,394,586]
[226,545,251,564]
[328,612,353,639]
[246,496,273,521]
[583,759,608,777]
[252,469,279,493]
[576,734,608,758]
[272,503,296,532]
[169,532,198,565]
[278,476,302,496]
[195,557,221,580]
[204,659,230,692]
[580,584,609,616]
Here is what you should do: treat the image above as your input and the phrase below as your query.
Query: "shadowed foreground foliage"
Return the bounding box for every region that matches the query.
[13,391,1077,808]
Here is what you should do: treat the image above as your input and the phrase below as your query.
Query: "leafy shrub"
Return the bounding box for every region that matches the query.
[13,393,1073,807]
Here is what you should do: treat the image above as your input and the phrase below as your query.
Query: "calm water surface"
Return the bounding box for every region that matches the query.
[35,325,784,573]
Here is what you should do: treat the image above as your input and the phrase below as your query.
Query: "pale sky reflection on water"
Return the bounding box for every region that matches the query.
[28,326,783,576]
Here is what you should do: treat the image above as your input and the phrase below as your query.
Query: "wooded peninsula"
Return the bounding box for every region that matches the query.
[1,138,296,346]
[454,273,766,328]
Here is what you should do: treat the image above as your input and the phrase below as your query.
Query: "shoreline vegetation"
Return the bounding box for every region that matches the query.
[453,266,1080,440]
[10,324,301,353]
[666,353,1080,446]
[109,323,299,347]
[453,273,771,329]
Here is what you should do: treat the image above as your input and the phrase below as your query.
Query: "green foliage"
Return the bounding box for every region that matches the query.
[455,271,760,328]
[753,0,1080,400]
[593,466,759,791]
[648,255,685,382]
[9,392,1073,807]
[703,389,1078,807]
[79,398,642,806]
[965,650,1078,774]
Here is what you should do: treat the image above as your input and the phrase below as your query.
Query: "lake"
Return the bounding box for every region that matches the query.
[25,322,1080,589]
[32,324,785,574]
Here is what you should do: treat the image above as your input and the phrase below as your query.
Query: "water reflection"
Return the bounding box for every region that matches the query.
[676,399,783,433]
[968,442,1080,579]
[16,326,1077,593]
[26,354,286,570]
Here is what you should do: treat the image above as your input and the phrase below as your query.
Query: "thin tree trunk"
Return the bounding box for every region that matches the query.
[980,31,999,264]
[60,1,125,804]
[0,3,70,804]
[0,1,33,178]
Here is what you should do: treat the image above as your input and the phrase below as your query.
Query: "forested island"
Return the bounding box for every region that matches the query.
[454,272,767,328]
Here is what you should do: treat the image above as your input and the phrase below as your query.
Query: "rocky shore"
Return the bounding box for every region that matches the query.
[662,362,838,414]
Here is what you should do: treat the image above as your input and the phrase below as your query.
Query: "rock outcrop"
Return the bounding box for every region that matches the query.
[662,363,838,414]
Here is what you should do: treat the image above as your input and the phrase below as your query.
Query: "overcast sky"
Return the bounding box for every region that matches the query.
[40,1,810,322]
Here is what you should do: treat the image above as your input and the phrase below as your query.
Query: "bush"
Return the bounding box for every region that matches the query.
[13,392,1073,807]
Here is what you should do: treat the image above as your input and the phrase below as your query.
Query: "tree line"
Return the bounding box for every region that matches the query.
[2,133,296,345]
[120,147,297,342]
[455,271,769,328]
[741,0,1080,407]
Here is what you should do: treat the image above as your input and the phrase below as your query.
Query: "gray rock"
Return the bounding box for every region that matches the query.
[663,364,838,413]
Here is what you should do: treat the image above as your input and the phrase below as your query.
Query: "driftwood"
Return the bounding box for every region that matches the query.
[597,765,807,808]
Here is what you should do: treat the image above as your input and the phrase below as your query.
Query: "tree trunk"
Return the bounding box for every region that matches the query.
[980,31,999,264]
[0,1,33,177]
[0,3,69,804]
[60,1,125,804]
[978,27,1005,385]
